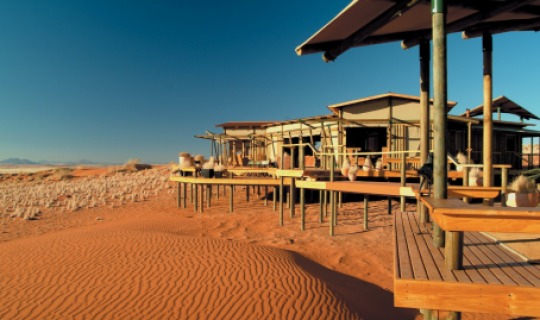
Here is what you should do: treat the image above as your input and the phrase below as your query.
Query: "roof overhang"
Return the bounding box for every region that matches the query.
[328,92,457,114]
[296,0,540,61]
[462,96,540,121]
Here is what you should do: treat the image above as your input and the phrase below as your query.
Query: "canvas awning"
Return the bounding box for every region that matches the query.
[296,0,540,61]
[461,96,540,120]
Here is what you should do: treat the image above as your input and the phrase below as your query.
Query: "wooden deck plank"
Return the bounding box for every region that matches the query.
[416,222,459,283]
[403,211,442,281]
[401,212,429,280]
[467,232,538,287]
[395,211,413,279]
[460,235,502,285]
[395,212,540,317]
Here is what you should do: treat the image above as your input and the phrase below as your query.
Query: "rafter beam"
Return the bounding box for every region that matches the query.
[462,17,540,39]
[402,0,536,49]
[323,0,422,62]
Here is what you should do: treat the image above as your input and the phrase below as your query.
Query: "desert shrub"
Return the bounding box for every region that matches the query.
[508,175,537,193]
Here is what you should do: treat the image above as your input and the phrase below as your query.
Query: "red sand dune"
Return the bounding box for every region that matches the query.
[0,170,515,319]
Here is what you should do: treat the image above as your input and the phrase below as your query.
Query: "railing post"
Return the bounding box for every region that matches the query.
[400,155,406,211]
[501,167,508,207]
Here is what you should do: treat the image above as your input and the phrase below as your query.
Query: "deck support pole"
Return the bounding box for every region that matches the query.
[190,182,193,203]
[483,32,493,205]
[463,166,470,203]
[419,38,430,224]
[401,156,406,211]
[229,185,234,213]
[193,183,198,212]
[300,186,306,231]
[182,183,187,209]
[501,167,508,207]
[199,185,204,213]
[319,190,323,222]
[330,156,336,236]
[432,0,447,248]
[279,177,284,226]
[330,191,335,236]
[290,178,296,218]
[445,231,464,270]
[323,191,328,217]
[333,191,338,226]
[338,192,343,209]
[363,195,369,230]
[387,197,392,215]
[273,186,277,211]
[246,185,249,202]
[177,182,181,208]
[264,186,268,206]
[207,185,211,208]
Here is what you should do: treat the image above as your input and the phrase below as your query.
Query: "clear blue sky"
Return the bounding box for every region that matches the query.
[1,0,539,164]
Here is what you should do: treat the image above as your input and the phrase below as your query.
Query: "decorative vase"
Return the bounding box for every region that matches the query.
[201,169,214,178]
[506,191,540,207]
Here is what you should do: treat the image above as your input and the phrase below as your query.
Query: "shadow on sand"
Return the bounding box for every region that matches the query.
[292,252,418,320]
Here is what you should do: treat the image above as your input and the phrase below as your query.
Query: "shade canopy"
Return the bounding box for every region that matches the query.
[296,0,540,61]
[462,96,540,120]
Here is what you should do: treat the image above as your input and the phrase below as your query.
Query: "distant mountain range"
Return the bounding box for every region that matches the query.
[0,158,105,165]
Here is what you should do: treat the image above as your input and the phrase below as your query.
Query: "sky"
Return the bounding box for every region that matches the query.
[1,0,539,164]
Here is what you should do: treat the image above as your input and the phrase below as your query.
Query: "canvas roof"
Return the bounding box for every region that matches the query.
[327,92,457,113]
[216,121,275,129]
[461,96,540,120]
[296,0,540,61]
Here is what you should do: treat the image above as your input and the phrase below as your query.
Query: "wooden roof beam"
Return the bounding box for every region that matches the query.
[402,0,537,49]
[323,0,422,62]
[462,17,540,39]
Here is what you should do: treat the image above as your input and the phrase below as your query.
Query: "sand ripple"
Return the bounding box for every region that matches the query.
[0,217,358,319]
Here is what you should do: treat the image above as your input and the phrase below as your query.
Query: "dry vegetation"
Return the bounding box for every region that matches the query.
[0,167,173,225]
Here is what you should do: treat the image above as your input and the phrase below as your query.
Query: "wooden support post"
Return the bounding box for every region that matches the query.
[388,197,392,215]
[194,184,198,212]
[333,191,338,227]
[338,192,343,209]
[264,185,268,206]
[290,178,296,218]
[400,156,406,211]
[319,190,323,223]
[300,186,306,231]
[216,185,219,200]
[432,0,447,248]
[273,186,277,211]
[182,183,187,209]
[329,191,335,236]
[246,186,250,202]
[363,195,369,230]
[199,185,203,213]
[279,177,284,226]
[445,231,464,270]
[229,185,233,213]
[323,191,328,217]
[463,166,470,203]
[190,182,193,203]
[501,167,508,207]
[483,32,493,196]
[207,185,211,208]
[177,182,181,208]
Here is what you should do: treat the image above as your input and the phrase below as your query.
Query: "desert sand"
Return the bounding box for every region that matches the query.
[0,167,528,319]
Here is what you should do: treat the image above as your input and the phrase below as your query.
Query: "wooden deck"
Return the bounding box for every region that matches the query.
[394,211,540,317]
[296,180,418,197]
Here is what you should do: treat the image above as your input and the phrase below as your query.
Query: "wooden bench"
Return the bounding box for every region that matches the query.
[394,211,540,317]
[420,197,540,234]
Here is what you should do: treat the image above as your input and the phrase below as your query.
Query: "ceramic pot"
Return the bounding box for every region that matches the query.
[506,191,540,207]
